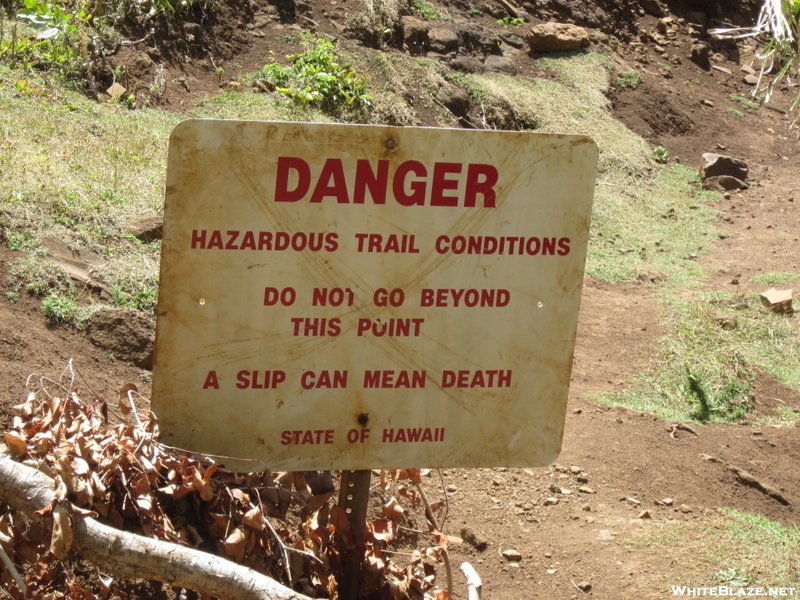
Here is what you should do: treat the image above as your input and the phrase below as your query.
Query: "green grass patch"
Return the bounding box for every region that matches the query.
[727,107,746,118]
[629,510,800,589]
[599,289,800,422]
[730,95,760,110]
[750,272,799,286]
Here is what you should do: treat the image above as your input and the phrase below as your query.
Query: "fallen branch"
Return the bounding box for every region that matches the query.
[460,562,482,600]
[0,455,312,600]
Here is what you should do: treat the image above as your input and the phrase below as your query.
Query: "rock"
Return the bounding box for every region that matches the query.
[690,41,712,70]
[498,31,525,49]
[86,307,155,369]
[526,22,590,53]
[578,486,595,494]
[224,81,243,92]
[700,99,714,107]
[744,73,759,85]
[582,503,591,511]
[460,527,488,551]
[700,153,748,182]
[638,270,668,284]
[626,497,641,506]
[637,510,652,519]
[401,16,429,55]
[543,497,559,506]
[42,236,112,296]
[458,24,503,56]
[741,65,756,75]
[640,0,666,16]
[446,484,458,493]
[759,288,793,314]
[484,55,516,75]
[679,504,692,513]
[437,83,471,118]
[450,56,486,74]
[569,465,582,474]
[713,312,738,329]
[428,24,459,54]
[702,175,748,191]
[577,581,593,592]
[501,549,522,561]
[123,215,163,242]
[712,65,732,75]
[253,79,276,93]
[662,498,674,506]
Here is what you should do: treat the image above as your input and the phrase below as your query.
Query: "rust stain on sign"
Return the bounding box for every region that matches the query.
[152,120,598,471]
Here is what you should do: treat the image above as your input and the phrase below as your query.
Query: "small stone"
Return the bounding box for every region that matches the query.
[544,552,552,558]
[744,73,759,85]
[569,466,582,474]
[224,81,243,92]
[447,484,458,493]
[662,498,674,506]
[679,504,692,513]
[460,527,489,550]
[492,478,502,486]
[546,569,557,575]
[627,497,641,506]
[585,516,596,523]
[578,486,595,494]
[638,510,652,519]
[582,503,591,511]
[501,549,523,561]
[712,65,731,75]
[701,99,714,107]
[543,497,559,506]
[741,65,756,75]
[577,581,592,592]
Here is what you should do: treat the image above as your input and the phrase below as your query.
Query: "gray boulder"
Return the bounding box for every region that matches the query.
[700,153,748,182]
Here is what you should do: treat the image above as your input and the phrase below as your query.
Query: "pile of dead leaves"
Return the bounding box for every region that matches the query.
[0,366,453,599]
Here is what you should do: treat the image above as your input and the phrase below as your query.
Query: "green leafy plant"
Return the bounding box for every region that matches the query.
[685,367,750,423]
[727,107,746,118]
[496,17,523,27]
[730,94,760,109]
[715,567,751,587]
[41,291,79,324]
[4,292,19,303]
[409,0,443,21]
[652,146,670,163]
[616,70,643,89]
[261,39,371,113]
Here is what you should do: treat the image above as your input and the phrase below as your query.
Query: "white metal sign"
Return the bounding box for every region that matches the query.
[152,120,597,471]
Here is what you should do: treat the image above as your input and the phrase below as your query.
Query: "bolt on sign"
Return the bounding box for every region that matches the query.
[152,120,598,472]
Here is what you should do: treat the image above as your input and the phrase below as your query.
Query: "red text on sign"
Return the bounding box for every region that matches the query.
[441,370,512,388]
[274,157,498,207]
[301,370,348,389]
[363,370,427,388]
[291,317,342,336]
[191,230,338,251]
[354,233,420,253]
[435,235,570,255]
[357,318,424,337]
[280,430,335,445]
[420,288,510,307]
[382,428,445,443]
[236,370,286,389]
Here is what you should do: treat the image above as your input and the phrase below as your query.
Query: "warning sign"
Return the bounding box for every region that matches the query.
[152,120,598,471]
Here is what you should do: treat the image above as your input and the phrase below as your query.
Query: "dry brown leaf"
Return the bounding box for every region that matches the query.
[4,431,28,458]
[242,506,264,530]
[381,497,405,522]
[118,384,138,415]
[368,519,396,542]
[222,527,248,562]
[50,502,73,560]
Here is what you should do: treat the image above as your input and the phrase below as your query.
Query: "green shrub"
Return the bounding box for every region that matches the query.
[652,146,670,163]
[261,39,371,114]
[616,70,643,89]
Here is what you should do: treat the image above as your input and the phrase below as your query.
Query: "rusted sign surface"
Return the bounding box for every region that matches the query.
[153,120,598,471]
